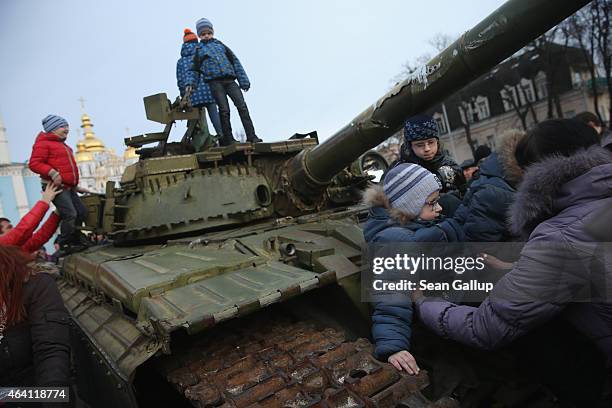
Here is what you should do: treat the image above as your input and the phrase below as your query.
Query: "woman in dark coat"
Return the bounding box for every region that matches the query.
[415,119,612,361]
[0,246,71,407]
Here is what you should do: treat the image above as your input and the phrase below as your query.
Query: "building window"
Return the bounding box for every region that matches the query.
[475,96,490,120]
[459,105,475,124]
[519,79,536,104]
[571,70,583,88]
[433,113,447,134]
[534,71,547,100]
[500,87,519,112]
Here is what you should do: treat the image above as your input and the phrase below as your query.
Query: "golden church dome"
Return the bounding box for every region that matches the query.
[75,140,93,162]
[80,113,106,153]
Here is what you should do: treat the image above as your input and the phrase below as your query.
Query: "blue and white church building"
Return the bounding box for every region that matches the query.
[0,113,46,223]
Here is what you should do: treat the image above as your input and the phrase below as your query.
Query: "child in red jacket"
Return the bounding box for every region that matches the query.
[29,115,89,251]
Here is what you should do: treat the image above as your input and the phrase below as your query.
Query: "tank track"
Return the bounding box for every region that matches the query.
[159,319,457,408]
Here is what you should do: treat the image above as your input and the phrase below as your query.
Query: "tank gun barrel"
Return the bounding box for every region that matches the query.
[288,0,590,199]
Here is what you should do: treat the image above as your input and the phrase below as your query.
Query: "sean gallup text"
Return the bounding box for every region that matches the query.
[373,279,494,293]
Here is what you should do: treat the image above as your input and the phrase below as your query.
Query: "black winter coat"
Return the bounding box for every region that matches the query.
[452,152,516,242]
[0,273,70,392]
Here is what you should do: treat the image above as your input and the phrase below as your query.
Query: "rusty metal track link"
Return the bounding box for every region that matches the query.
[159,320,453,408]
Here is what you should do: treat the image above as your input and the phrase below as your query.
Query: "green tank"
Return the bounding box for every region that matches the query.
[60,0,590,406]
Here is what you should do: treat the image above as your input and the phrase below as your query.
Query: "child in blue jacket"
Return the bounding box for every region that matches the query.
[362,163,464,375]
[177,28,222,150]
[190,18,261,146]
[177,29,222,137]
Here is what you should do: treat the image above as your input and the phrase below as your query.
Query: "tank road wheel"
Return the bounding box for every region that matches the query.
[158,319,455,407]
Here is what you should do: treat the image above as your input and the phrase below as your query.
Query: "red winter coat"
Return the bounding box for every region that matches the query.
[29,132,79,187]
[0,201,60,253]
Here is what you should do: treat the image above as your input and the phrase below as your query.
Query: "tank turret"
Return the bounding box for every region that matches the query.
[84,95,385,243]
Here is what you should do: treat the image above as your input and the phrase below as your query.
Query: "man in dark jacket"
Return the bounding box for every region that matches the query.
[189,18,261,146]
[393,115,466,218]
[452,129,524,242]
[397,114,466,196]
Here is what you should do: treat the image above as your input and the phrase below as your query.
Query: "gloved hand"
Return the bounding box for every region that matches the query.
[180,86,194,109]
[437,166,457,190]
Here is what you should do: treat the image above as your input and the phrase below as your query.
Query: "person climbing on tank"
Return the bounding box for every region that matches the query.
[177,28,222,150]
[28,114,90,254]
[362,163,464,375]
[395,114,466,216]
[188,18,262,146]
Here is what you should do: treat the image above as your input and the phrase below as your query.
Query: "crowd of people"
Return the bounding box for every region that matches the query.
[2,12,610,405]
[365,112,612,403]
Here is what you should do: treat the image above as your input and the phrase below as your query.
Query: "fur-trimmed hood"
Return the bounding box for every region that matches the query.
[477,129,524,187]
[509,146,612,236]
[496,129,525,187]
[362,185,416,226]
[362,185,464,243]
[362,185,388,209]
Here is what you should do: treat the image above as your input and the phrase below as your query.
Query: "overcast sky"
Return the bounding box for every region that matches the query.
[0,0,507,162]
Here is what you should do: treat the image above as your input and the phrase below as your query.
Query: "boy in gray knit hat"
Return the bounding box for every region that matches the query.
[362,163,464,376]
[382,163,442,221]
[188,18,261,146]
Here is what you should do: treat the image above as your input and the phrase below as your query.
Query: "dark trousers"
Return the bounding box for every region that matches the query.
[53,188,87,244]
[209,79,257,141]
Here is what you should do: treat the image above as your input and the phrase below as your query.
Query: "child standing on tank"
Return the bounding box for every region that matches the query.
[177,28,222,150]
[189,18,261,146]
[28,114,89,253]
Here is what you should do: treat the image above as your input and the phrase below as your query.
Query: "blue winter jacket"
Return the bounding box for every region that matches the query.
[190,39,250,89]
[176,41,216,106]
[453,152,516,242]
[363,190,464,361]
